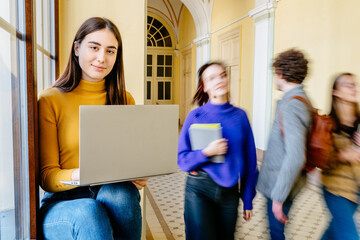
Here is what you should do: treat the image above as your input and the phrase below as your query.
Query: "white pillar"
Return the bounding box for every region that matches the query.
[249,1,277,150]
[194,34,211,74]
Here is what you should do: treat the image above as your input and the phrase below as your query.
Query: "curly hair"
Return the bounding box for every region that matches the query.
[272,48,309,84]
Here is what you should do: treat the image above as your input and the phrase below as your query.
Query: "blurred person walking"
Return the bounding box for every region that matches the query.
[178,62,258,240]
[257,49,312,239]
[321,73,360,240]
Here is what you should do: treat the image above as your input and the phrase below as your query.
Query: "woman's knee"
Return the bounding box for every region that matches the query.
[75,199,109,220]
[97,182,140,205]
[97,182,142,225]
[43,199,113,239]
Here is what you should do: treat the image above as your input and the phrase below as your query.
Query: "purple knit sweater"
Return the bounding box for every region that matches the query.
[178,101,258,210]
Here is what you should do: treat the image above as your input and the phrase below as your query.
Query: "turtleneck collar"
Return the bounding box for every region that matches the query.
[77,79,106,92]
[203,101,233,113]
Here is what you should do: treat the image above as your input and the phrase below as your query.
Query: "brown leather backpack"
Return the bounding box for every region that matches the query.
[280,96,335,171]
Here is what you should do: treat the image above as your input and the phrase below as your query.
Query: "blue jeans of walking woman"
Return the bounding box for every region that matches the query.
[321,188,359,240]
[39,181,142,240]
[184,170,239,240]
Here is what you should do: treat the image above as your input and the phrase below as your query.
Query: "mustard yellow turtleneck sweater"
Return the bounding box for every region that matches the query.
[38,79,135,192]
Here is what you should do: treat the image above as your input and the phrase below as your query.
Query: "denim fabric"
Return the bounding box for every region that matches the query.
[40,182,141,240]
[266,196,294,240]
[184,170,239,240]
[321,188,359,240]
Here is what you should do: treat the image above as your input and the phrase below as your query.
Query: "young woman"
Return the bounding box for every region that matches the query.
[177,62,258,240]
[38,17,146,240]
[321,73,360,240]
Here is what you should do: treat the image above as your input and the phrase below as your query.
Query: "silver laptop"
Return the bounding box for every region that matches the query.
[61,105,179,186]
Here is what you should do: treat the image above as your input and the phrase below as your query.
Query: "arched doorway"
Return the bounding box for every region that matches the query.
[146,14,176,105]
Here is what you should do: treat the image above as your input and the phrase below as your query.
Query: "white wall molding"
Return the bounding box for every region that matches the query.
[249,1,277,20]
[249,1,277,150]
[193,33,211,45]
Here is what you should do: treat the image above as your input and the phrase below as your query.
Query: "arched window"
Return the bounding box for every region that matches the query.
[147,16,172,47]
[146,15,174,105]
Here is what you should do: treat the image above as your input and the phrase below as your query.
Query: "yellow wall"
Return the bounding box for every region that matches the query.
[178,7,196,48]
[211,0,254,32]
[211,0,255,120]
[176,6,197,105]
[274,0,360,114]
[59,0,146,104]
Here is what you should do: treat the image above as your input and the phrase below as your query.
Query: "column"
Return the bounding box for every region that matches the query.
[249,1,277,150]
[193,34,211,73]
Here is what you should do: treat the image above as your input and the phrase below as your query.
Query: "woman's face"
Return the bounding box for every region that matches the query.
[333,75,358,103]
[74,28,118,82]
[202,64,229,100]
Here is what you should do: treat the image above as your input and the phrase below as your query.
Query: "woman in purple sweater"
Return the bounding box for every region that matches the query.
[178,62,258,240]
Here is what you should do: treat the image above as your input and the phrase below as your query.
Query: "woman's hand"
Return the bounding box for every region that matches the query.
[243,210,253,222]
[71,168,80,181]
[131,178,148,190]
[338,147,360,163]
[202,138,228,157]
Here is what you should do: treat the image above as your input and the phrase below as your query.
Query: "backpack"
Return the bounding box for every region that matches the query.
[279,96,335,172]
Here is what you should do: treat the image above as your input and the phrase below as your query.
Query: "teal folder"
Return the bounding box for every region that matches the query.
[189,124,225,163]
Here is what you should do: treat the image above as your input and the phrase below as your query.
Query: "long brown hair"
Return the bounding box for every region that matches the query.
[192,61,226,106]
[53,17,127,105]
[330,73,360,132]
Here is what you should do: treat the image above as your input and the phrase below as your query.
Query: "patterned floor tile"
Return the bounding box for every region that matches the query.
[146,168,360,240]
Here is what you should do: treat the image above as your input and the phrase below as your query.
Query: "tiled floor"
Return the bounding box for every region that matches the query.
[145,168,360,240]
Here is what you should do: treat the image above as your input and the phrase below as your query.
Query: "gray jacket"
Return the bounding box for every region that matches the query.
[257,84,312,202]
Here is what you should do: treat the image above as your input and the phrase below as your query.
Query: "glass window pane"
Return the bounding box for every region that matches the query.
[147,16,152,24]
[164,37,172,47]
[152,18,162,29]
[160,26,169,38]
[147,55,152,65]
[50,0,55,58]
[165,67,172,77]
[147,66,152,77]
[165,82,171,100]
[36,0,42,46]
[165,55,172,65]
[44,54,51,89]
[158,82,164,100]
[147,39,152,46]
[43,0,50,51]
[0,28,15,240]
[157,55,164,65]
[0,0,10,22]
[154,32,162,41]
[147,81,151,100]
[50,58,56,85]
[149,26,156,35]
[37,50,43,93]
[17,0,25,34]
[157,40,164,47]
[157,67,164,77]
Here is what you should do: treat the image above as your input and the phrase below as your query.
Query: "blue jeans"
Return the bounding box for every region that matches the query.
[39,182,141,240]
[266,196,295,240]
[321,188,359,240]
[184,170,239,240]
